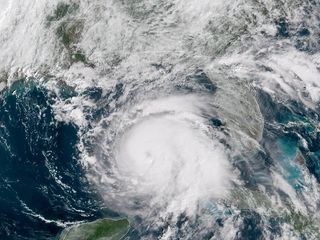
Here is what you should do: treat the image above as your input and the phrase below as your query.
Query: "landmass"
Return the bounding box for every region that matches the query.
[58,218,130,240]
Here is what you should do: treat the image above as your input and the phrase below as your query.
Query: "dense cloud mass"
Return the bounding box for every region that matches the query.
[0,0,320,239]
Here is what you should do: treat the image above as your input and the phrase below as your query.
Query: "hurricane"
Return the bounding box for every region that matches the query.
[0,0,320,239]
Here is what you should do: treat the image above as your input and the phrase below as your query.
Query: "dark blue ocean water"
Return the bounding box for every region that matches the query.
[0,79,319,239]
[0,80,105,239]
[257,90,320,184]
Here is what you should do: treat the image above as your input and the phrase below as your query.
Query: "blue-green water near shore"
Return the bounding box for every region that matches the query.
[0,0,320,239]
[0,80,319,239]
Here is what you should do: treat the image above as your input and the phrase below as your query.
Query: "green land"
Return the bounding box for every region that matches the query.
[58,218,130,240]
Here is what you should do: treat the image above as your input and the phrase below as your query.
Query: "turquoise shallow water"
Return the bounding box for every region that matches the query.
[0,0,320,239]
[277,138,304,189]
[1,80,320,239]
